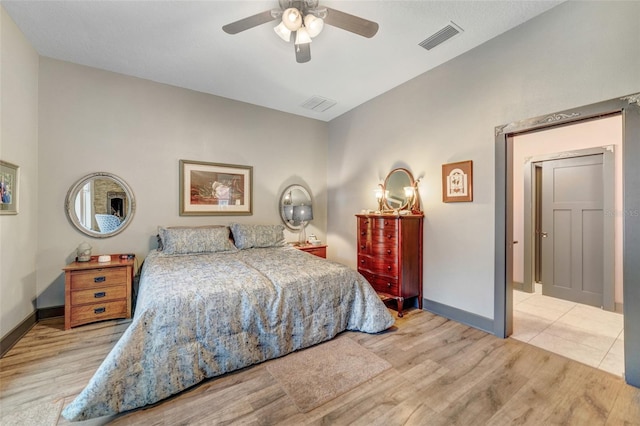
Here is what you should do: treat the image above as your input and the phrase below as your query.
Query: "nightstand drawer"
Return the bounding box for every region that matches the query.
[294,244,327,258]
[71,285,127,305]
[70,268,128,290]
[70,300,128,326]
[303,246,326,258]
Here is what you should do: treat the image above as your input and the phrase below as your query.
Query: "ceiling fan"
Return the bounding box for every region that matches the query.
[222,0,379,63]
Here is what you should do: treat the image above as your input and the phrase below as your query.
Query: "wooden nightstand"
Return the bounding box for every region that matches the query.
[294,243,327,258]
[63,254,134,330]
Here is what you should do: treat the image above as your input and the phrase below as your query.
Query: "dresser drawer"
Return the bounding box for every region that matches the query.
[371,242,396,258]
[70,300,129,326]
[71,285,127,305]
[70,268,128,290]
[362,272,399,296]
[371,217,398,231]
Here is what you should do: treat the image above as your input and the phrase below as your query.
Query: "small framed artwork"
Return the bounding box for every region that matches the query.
[0,160,19,215]
[179,160,253,216]
[442,160,473,202]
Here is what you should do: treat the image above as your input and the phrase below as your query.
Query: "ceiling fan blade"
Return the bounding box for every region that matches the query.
[222,10,277,35]
[323,7,379,38]
[295,43,311,63]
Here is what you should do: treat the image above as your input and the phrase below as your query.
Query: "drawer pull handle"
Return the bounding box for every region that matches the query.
[94,307,106,314]
[387,234,392,239]
[94,292,106,298]
[361,245,366,250]
[94,276,106,283]
[387,249,392,254]
[387,282,392,288]
[360,259,365,264]
[387,265,392,271]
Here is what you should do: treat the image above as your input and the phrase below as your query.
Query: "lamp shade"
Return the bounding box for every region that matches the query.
[274,22,292,42]
[283,205,294,221]
[294,27,312,45]
[282,8,302,31]
[292,204,313,222]
[304,14,324,38]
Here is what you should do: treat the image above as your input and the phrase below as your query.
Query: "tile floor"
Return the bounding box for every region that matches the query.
[511,284,624,378]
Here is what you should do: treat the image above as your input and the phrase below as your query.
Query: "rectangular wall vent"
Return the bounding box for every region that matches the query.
[301,96,337,112]
[419,21,463,51]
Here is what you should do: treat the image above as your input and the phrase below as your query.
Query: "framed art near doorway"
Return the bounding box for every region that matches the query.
[442,160,473,202]
[0,160,19,215]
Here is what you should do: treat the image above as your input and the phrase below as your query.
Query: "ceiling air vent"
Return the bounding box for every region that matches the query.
[419,21,463,51]
[301,96,337,113]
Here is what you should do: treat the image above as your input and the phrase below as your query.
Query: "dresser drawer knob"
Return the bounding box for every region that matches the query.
[94,276,106,283]
[94,307,106,314]
[360,259,365,264]
[387,249,392,255]
[387,234,392,239]
[361,245,366,250]
[387,265,392,271]
[387,282,392,288]
[94,292,106,298]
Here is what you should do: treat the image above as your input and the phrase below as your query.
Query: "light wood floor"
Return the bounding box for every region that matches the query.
[1,309,639,425]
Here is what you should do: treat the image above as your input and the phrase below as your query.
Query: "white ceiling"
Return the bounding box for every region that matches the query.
[3,0,562,122]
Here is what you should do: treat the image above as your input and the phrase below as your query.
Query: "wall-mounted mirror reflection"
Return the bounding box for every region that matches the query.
[279,184,312,231]
[65,172,136,238]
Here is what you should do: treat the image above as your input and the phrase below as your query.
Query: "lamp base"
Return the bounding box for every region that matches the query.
[299,224,307,244]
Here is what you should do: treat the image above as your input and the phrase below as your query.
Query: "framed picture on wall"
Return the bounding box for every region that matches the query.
[442,160,473,202]
[179,160,253,216]
[0,160,19,215]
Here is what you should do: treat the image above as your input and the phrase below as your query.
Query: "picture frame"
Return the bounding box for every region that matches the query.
[0,160,19,215]
[179,160,253,216]
[442,160,473,203]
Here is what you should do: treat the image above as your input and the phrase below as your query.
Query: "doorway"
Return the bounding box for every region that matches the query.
[494,93,640,388]
[512,123,620,376]
[522,147,616,311]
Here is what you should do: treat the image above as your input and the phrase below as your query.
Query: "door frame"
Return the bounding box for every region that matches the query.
[494,93,640,387]
[522,147,615,311]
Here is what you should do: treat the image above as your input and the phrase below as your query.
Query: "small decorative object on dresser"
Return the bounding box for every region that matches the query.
[63,254,134,330]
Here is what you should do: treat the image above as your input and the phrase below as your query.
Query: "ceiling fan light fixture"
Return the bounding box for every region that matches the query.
[304,14,324,38]
[295,27,312,45]
[282,7,302,31]
[274,22,292,42]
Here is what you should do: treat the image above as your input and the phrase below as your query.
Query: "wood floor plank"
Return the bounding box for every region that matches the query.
[1,311,638,425]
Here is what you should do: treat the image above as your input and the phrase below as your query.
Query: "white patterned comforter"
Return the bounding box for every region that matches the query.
[62,246,394,421]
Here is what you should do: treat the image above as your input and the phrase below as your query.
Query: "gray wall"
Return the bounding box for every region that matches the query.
[36,58,328,308]
[0,7,39,338]
[327,1,640,320]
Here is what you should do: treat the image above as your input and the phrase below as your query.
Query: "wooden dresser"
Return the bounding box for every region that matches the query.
[356,213,423,317]
[63,255,134,330]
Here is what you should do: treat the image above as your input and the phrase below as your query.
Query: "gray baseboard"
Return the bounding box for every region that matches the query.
[1,305,64,358]
[422,298,495,335]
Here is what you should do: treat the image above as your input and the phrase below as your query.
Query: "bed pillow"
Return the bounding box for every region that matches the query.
[230,224,286,249]
[158,226,236,255]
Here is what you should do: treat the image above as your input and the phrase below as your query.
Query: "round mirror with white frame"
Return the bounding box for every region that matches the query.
[383,168,414,211]
[279,184,312,231]
[65,172,136,238]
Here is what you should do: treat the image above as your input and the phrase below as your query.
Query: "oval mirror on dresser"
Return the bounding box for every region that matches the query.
[64,172,136,238]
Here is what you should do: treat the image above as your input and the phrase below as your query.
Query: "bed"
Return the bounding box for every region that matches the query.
[62,224,394,421]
